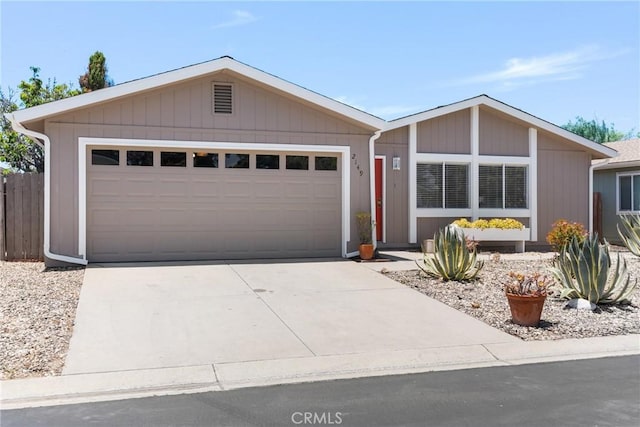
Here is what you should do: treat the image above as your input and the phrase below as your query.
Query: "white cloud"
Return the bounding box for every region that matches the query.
[211,10,258,29]
[456,45,628,88]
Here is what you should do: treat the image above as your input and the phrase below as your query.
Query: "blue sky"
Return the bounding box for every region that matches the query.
[1,1,639,133]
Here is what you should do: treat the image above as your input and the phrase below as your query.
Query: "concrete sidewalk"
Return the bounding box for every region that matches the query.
[3,335,638,410]
[1,253,639,410]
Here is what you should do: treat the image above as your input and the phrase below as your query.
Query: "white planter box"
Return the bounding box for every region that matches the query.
[455,227,530,253]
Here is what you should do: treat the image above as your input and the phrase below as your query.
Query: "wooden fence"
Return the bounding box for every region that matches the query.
[0,173,44,261]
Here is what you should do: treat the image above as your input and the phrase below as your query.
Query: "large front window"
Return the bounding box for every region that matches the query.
[417,163,469,208]
[618,173,640,213]
[479,164,528,209]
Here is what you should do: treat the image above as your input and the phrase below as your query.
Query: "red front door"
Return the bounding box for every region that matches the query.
[375,158,383,241]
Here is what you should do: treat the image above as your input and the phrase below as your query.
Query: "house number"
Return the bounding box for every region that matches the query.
[351,153,364,176]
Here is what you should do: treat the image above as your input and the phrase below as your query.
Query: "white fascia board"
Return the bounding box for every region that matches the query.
[479,97,618,159]
[385,97,484,131]
[385,95,618,159]
[593,160,640,171]
[13,57,385,130]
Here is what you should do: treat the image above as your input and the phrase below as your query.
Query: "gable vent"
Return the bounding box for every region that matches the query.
[213,83,233,114]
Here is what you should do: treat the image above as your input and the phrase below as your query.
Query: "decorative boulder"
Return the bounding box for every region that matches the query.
[566,298,597,311]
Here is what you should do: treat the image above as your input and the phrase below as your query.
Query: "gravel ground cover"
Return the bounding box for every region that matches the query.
[0,262,85,379]
[386,252,640,341]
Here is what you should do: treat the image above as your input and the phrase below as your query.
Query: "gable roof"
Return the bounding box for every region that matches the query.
[593,139,640,169]
[7,58,618,160]
[9,56,386,130]
[384,94,617,159]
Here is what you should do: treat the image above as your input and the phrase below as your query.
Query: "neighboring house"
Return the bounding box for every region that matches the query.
[593,139,640,243]
[6,57,615,266]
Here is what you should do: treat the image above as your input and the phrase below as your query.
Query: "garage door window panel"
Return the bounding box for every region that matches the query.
[193,153,218,168]
[127,150,154,166]
[225,153,249,169]
[161,152,187,167]
[92,149,120,166]
[315,156,338,171]
[286,155,309,170]
[256,154,280,170]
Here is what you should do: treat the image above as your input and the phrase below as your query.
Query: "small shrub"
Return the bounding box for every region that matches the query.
[546,219,587,252]
[548,235,636,304]
[416,225,484,281]
[356,212,372,244]
[618,213,640,257]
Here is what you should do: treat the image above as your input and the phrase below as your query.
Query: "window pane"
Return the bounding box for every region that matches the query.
[444,164,469,208]
[127,150,153,166]
[286,155,309,170]
[193,153,218,168]
[479,165,503,208]
[315,156,337,171]
[225,153,249,169]
[505,166,527,208]
[256,154,280,169]
[160,152,186,167]
[417,163,442,208]
[92,149,119,165]
[619,176,632,211]
[634,175,640,211]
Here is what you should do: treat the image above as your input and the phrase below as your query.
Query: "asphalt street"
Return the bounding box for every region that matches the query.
[2,355,639,427]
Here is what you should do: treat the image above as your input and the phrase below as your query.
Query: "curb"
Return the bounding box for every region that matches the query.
[2,334,638,410]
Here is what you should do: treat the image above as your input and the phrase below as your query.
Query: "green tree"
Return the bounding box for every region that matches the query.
[79,51,112,92]
[1,67,80,172]
[562,116,629,144]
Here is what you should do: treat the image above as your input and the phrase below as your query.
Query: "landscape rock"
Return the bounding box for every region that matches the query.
[387,254,639,341]
[566,298,597,311]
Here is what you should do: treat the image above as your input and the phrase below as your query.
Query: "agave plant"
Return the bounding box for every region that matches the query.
[618,213,640,257]
[416,225,484,281]
[548,235,636,304]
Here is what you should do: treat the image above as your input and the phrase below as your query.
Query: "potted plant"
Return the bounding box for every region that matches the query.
[504,271,549,327]
[356,212,374,260]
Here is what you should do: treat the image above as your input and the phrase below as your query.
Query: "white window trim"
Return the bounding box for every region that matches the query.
[616,171,640,215]
[78,137,351,260]
[408,104,538,244]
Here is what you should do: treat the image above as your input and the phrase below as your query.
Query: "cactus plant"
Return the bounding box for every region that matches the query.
[549,235,636,304]
[416,225,484,281]
[618,213,640,257]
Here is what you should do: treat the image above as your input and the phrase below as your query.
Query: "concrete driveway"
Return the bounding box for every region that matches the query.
[63,259,517,375]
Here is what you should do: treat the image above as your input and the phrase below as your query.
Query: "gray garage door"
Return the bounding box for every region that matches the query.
[87,146,342,262]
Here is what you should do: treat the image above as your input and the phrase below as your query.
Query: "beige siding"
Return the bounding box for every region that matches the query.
[376,127,409,246]
[479,107,529,156]
[54,72,370,135]
[44,71,374,259]
[417,109,470,154]
[536,131,590,245]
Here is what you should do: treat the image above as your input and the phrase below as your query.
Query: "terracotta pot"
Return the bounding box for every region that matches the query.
[506,293,547,327]
[359,243,374,260]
